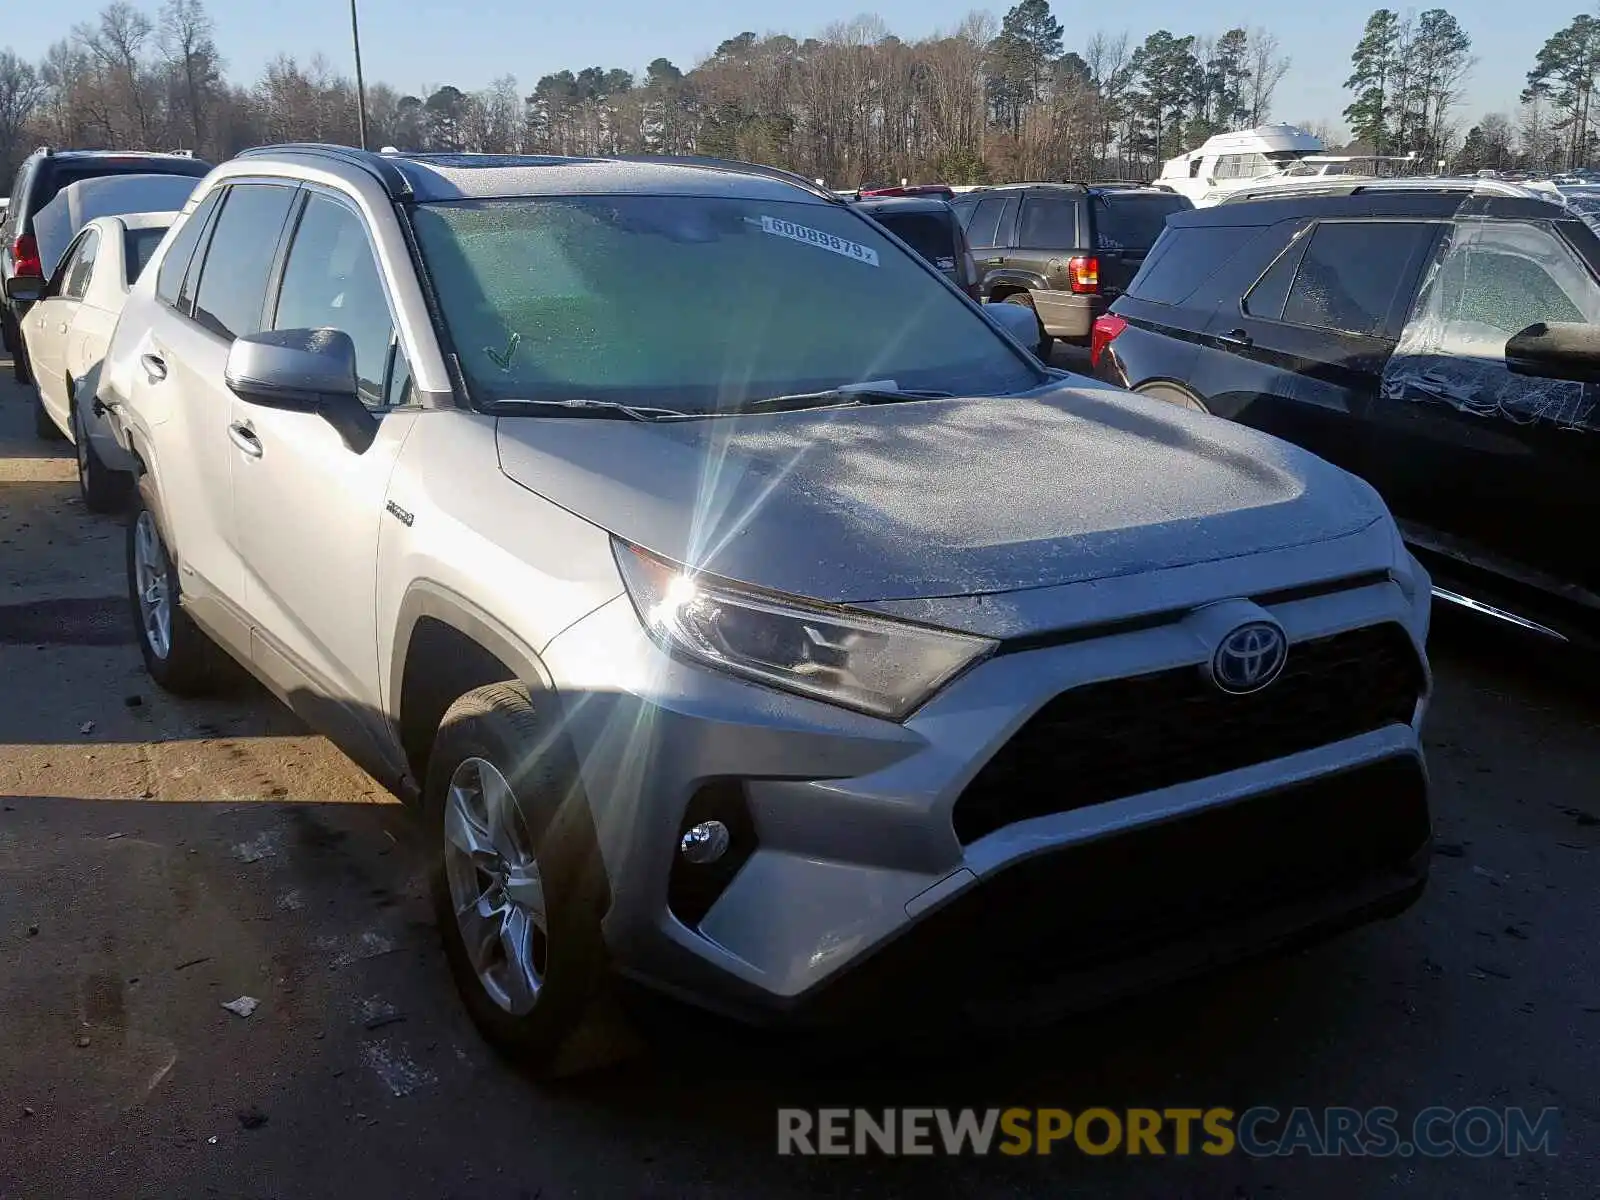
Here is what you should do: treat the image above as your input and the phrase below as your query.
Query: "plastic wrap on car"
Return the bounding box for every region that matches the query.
[1381,220,1600,432]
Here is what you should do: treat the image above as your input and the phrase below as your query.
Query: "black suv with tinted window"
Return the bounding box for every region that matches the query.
[1094,180,1600,651]
[2,147,212,378]
[951,182,1191,355]
[850,195,980,300]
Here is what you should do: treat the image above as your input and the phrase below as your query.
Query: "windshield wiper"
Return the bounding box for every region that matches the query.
[743,386,954,411]
[489,398,685,421]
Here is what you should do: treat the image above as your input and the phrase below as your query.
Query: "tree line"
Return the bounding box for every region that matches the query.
[0,0,1596,194]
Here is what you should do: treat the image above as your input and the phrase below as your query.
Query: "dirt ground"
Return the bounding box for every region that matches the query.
[0,355,1595,1199]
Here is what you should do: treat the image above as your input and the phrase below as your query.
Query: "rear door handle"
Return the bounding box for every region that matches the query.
[1216,329,1253,350]
[58,322,68,334]
[985,256,1004,266]
[140,353,168,381]
[228,421,263,458]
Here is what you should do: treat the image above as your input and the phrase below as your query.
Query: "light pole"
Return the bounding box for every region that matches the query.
[350,0,369,150]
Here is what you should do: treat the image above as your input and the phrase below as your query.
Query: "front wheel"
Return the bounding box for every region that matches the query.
[73,398,133,513]
[126,483,221,694]
[427,682,607,1074]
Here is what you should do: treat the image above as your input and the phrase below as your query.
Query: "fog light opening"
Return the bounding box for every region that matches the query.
[680,820,731,864]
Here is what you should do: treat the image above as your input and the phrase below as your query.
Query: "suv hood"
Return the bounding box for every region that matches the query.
[494,384,1385,604]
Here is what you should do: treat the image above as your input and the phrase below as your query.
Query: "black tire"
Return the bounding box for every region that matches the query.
[33,386,63,441]
[426,681,608,1075]
[73,396,133,513]
[1003,291,1054,359]
[126,479,221,695]
[12,335,31,384]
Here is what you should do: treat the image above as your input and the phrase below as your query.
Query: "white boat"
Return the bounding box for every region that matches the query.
[1157,124,1420,207]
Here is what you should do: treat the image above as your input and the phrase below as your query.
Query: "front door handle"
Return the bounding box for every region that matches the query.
[58,323,68,334]
[1216,329,1253,350]
[139,353,168,381]
[227,421,263,458]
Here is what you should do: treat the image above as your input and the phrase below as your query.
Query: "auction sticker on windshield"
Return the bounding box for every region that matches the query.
[756,216,879,266]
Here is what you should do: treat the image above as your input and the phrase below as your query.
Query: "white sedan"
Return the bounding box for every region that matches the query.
[17,211,175,510]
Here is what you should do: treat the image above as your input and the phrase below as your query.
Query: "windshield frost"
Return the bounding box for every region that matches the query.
[410,195,1040,412]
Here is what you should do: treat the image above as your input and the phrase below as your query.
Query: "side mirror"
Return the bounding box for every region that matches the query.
[224,328,377,453]
[1504,321,1600,384]
[5,275,45,303]
[987,301,1042,349]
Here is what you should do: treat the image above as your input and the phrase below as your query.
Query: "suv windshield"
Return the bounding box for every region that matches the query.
[410,194,1040,412]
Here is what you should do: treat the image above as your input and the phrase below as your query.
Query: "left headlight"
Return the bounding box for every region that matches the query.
[613,539,997,721]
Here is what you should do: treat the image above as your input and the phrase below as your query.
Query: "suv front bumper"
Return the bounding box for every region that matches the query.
[538,558,1432,1027]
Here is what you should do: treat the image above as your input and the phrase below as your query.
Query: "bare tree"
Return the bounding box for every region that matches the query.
[159,0,221,153]
[0,52,48,179]
[1246,28,1290,126]
[76,2,158,146]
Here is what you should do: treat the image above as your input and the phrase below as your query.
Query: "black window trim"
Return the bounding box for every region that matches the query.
[1239,217,1448,339]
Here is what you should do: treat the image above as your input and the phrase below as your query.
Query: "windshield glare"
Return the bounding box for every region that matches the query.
[409,194,1040,412]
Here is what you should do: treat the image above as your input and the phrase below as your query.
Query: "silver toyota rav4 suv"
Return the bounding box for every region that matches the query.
[102,145,1434,1070]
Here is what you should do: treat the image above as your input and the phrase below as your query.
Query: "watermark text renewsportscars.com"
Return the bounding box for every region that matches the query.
[776,1106,1561,1158]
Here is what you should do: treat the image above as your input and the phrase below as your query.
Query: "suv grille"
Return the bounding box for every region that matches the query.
[952,622,1424,843]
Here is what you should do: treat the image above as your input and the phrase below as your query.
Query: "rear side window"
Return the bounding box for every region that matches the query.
[155,189,222,308]
[1094,195,1190,250]
[871,212,958,266]
[125,226,171,285]
[1018,196,1077,247]
[1281,222,1437,337]
[191,184,298,341]
[1129,225,1262,305]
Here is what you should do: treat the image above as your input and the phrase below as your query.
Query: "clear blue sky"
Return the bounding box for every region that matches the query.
[6,0,1573,136]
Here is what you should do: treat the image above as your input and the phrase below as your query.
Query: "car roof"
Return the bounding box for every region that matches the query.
[850,196,954,215]
[86,210,179,231]
[231,145,840,207]
[1172,184,1571,227]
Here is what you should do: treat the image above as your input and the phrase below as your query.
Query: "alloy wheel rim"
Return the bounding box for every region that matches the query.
[442,756,548,1015]
[133,511,172,660]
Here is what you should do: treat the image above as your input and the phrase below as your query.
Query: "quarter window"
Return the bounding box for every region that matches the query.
[272,194,397,406]
[191,183,298,341]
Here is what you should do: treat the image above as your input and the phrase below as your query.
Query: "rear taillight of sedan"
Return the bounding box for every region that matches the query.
[1089,313,1127,370]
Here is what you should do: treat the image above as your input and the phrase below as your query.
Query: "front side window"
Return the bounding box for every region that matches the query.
[155,189,221,309]
[192,183,298,341]
[409,194,1042,413]
[1267,221,1437,338]
[272,194,396,406]
[1383,219,1600,430]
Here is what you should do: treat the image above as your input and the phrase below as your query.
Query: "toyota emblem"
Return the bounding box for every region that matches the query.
[1211,622,1288,694]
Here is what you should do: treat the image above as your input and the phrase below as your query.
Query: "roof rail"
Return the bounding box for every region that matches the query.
[1218,176,1548,205]
[605,153,843,203]
[233,143,414,198]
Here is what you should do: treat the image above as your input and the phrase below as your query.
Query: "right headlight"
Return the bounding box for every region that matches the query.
[612,539,997,721]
